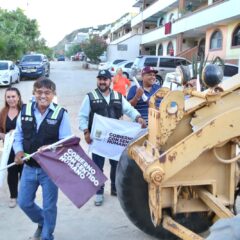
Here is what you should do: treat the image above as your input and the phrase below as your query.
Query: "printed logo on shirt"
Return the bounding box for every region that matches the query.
[113,101,121,104]
[22,116,33,122]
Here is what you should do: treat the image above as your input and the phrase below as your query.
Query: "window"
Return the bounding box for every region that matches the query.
[224,64,238,77]
[232,25,240,46]
[22,55,42,62]
[113,60,126,65]
[167,42,174,55]
[125,62,133,68]
[117,44,128,51]
[157,17,164,27]
[175,59,191,66]
[186,2,193,11]
[144,58,158,67]
[160,17,164,26]
[158,44,163,56]
[169,13,174,23]
[198,38,205,58]
[159,58,175,68]
[210,30,222,49]
[0,62,8,70]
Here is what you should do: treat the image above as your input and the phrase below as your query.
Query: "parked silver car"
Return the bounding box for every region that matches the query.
[110,60,133,79]
[0,60,20,86]
[130,55,191,85]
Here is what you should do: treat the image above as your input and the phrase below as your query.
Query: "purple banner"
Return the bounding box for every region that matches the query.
[33,137,107,208]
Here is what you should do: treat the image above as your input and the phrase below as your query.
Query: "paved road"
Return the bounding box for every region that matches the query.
[0,61,155,240]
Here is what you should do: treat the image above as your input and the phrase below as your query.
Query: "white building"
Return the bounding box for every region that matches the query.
[104,0,240,65]
[104,13,141,62]
[73,32,89,43]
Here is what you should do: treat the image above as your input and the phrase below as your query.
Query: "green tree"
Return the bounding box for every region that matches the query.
[34,38,54,59]
[81,36,107,63]
[65,44,82,58]
[0,8,52,60]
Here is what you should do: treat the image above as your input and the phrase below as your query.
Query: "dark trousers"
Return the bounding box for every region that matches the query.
[92,153,118,195]
[7,150,23,198]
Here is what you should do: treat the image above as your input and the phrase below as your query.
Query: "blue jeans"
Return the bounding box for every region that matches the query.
[92,153,117,195]
[18,164,58,240]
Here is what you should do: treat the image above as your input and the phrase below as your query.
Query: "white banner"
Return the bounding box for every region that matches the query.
[0,130,15,187]
[89,114,142,161]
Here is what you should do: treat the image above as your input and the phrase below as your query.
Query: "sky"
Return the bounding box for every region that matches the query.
[0,0,138,47]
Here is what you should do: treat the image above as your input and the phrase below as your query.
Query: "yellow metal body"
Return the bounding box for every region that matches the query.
[162,216,204,240]
[128,74,240,233]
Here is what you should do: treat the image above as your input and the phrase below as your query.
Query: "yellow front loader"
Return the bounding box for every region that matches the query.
[116,70,240,239]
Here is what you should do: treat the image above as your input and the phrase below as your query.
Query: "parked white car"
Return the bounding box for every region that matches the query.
[98,61,111,70]
[108,59,127,76]
[0,60,20,86]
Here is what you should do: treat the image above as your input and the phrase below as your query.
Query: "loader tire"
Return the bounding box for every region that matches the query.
[116,149,212,239]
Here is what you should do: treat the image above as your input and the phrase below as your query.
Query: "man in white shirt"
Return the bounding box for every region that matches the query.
[79,69,146,206]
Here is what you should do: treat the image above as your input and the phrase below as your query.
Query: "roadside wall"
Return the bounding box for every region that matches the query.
[107,35,141,61]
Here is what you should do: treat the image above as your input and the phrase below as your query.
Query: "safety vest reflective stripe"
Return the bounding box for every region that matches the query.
[91,90,99,100]
[51,105,62,120]
[91,90,120,100]
[113,91,120,100]
[26,102,33,116]
[25,103,62,120]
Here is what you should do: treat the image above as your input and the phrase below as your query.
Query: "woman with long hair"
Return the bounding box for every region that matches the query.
[0,87,23,208]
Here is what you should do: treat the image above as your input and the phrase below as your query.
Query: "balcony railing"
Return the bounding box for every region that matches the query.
[141,0,239,44]
[131,0,178,28]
